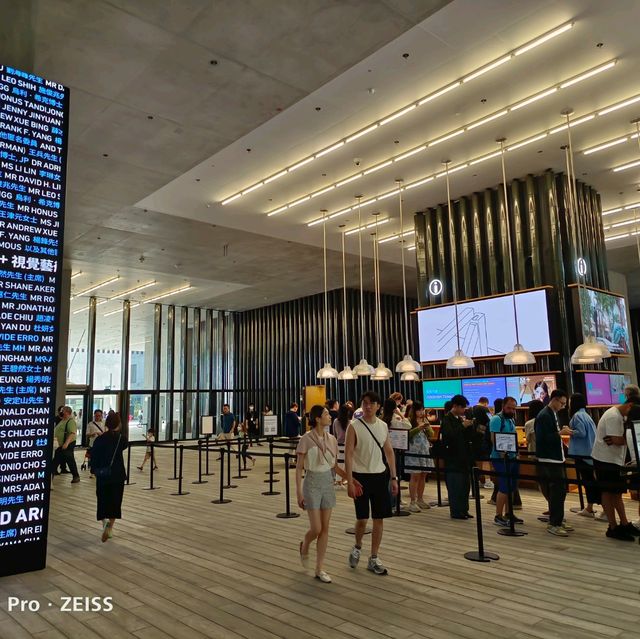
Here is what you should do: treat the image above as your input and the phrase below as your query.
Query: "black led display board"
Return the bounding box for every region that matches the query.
[0,64,69,576]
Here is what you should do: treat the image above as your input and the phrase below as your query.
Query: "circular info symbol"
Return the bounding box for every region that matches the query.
[429,279,443,296]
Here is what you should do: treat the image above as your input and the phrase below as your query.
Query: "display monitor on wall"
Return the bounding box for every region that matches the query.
[461,377,507,407]
[584,372,631,405]
[422,379,462,408]
[505,374,557,405]
[579,288,630,355]
[0,65,69,576]
[417,289,551,363]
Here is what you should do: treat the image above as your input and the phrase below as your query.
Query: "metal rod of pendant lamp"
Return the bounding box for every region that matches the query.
[357,197,365,360]
[497,138,521,346]
[374,215,382,362]
[444,162,462,352]
[397,180,410,355]
[341,229,348,364]
[322,209,329,363]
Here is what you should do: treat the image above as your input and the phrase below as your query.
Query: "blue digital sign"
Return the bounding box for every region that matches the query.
[0,64,69,576]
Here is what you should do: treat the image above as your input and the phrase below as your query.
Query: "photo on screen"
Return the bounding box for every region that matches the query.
[422,379,462,408]
[461,377,507,407]
[584,372,612,405]
[418,289,550,363]
[505,374,557,405]
[609,374,630,404]
[579,288,630,355]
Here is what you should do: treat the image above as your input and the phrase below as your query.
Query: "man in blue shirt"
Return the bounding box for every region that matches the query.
[490,396,521,527]
[220,404,236,440]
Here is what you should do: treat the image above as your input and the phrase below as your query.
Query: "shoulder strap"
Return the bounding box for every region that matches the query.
[356,417,388,468]
[107,434,122,468]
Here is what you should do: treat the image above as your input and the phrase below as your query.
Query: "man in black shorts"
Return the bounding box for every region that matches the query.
[345,390,398,575]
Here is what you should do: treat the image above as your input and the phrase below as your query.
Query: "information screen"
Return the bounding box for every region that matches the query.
[584,372,631,405]
[0,65,69,576]
[579,288,630,355]
[422,379,462,408]
[461,377,506,407]
[505,374,557,405]
[417,289,551,363]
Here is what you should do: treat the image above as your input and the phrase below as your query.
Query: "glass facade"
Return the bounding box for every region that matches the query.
[65,299,234,443]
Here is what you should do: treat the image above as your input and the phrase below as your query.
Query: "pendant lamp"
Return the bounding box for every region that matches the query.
[400,371,421,382]
[352,196,375,376]
[443,161,474,370]
[316,209,338,379]
[371,213,392,380]
[393,180,421,378]
[338,227,356,380]
[562,110,609,365]
[497,138,536,366]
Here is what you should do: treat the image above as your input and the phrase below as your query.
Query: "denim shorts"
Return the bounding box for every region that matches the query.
[303,470,336,510]
[491,458,519,494]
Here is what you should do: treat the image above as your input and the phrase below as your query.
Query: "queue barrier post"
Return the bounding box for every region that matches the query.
[192,439,208,484]
[211,446,231,504]
[204,434,214,476]
[142,443,160,491]
[125,442,136,486]
[234,438,247,480]
[497,456,527,537]
[276,453,300,519]
[171,445,190,496]
[393,449,410,518]
[223,440,238,489]
[464,467,499,562]
[168,439,178,480]
[264,437,280,475]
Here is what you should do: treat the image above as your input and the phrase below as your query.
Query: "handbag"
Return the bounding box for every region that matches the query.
[356,418,390,478]
[93,434,121,480]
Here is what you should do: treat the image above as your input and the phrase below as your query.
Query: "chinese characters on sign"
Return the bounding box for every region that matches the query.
[0,64,68,576]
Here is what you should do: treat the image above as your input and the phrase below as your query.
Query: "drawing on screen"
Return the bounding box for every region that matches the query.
[435,307,499,356]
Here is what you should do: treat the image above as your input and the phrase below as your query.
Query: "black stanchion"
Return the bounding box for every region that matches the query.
[429,453,446,507]
[464,467,499,563]
[233,440,247,480]
[264,437,280,475]
[168,439,178,480]
[125,443,136,486]
[204,434,214,476]
[497,457,527,537]
[223,441,238,489]
[393,450,410,518]
[263,439,280,484]
[570,460,586,513]
[171,446,190,496]
[211,448,231,504]
[143,443,160,491]
[192,439,208,484]
[276,453,300,519]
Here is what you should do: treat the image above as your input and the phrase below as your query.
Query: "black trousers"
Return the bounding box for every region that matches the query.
[538,462,567,527]
[444,465,470,517]
[575,458,601,506]
[52,444,79,478]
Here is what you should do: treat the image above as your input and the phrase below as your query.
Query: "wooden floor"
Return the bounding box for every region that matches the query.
[1,444,640,639]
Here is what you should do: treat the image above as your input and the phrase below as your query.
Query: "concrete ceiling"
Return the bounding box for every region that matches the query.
[4,0,640,311]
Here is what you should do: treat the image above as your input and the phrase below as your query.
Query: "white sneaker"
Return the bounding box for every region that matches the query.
[408,502,421,513]
[547,525,569,537]
[577,509,595,518]
[483,481,494,489]
[348,546,361,568]
[595,512,608,523]
[315,571,332,583]
[417,500,431,510]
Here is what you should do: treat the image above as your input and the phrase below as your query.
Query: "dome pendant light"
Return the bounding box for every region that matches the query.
[562,110,610,366]
[443,161,474,370]
[352,196,375,376]
[393,180,421,379]
[316,209,338,380]
[338,226,355,380]
[371,213,392,380]
[400,371,421,382]
[497,138,536,367]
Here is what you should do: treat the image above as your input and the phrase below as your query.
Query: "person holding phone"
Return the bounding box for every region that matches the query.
[591,399,640,541]
[296,405,358,583]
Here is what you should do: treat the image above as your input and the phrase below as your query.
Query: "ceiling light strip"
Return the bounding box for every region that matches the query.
[605,233,630,242]
[344,218,390,236]
[104,302,140,317]
[144,285,194,304]
[272,59,615,215]
[110,281,157,300]
[219,21,574,205]
[71,275,120,299]
[73,299,108,315]
[612,159,640,173]
[70,271,82,280]
[583,136,631,155]
[307,91,637,227]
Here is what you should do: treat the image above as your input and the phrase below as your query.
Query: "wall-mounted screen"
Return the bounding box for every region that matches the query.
[422,379,462,408]
[579,288,629,355]
[417,289,551,363]
[461,377,506,407]
[505,374,557,405]
[584,372,631,405]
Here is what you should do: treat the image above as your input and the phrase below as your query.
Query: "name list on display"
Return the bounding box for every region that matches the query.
[0,64,68,549]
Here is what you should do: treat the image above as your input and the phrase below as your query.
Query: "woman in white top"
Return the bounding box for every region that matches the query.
[296,405,358,583]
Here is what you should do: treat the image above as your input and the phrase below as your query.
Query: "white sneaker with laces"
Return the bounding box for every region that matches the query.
[577,508,595,518]
[408,502,421,513]
[594,512,608,523]
[315,571,332,583]
[348,546,361,568]
[367,556,388,575]
[547,525,569,537]
[483,481,494,489]
[417,500,431,510]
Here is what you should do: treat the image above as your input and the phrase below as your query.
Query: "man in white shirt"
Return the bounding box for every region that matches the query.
[84,409,105,475]
[345,390,398,576]
[592,400,640,541]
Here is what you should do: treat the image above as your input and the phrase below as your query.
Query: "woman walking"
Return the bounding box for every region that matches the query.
[406,401,434,512]
[90,411,128,542]
[296,405,358,583]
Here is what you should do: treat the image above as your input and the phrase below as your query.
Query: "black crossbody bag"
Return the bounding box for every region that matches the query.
[356,418,390,478]
[93,434,121,480]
